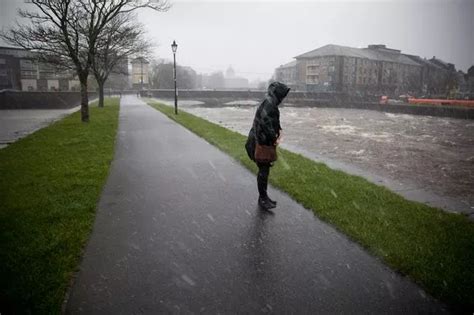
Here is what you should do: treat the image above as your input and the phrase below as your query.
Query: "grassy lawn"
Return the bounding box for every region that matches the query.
[0,98,120,314]
[148,100,474,311]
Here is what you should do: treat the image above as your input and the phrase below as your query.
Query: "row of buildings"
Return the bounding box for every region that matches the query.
[4,43,471,97]
[0,45,251,92]
[0,46,150,92]
[275,44,473,97]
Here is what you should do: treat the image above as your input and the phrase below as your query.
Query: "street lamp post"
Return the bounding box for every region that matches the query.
[172,40,178,115]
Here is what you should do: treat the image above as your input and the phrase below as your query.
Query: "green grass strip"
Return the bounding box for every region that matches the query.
[0,99,120,314]
[148,100,474,311]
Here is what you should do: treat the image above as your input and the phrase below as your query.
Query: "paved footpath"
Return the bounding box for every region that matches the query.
[66,96,446,314]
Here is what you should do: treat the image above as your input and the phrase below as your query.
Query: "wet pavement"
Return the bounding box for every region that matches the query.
[0,107,79,149]
[66,96,446,314]
[160,100,474,215]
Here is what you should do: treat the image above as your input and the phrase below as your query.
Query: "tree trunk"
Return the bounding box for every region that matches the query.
[80,77,89,122]
[98,80,105,108]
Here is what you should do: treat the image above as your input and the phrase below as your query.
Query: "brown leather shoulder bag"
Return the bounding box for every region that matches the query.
[255,144,277,163]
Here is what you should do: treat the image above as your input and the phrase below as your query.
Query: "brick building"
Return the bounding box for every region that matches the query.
[404,54,459,97]
[0,52,21,90]
[274,61,297,90]
[275,44,461,97]
[466,66,474,98]
[0,46,79,91]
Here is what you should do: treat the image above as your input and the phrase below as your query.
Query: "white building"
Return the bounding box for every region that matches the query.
[224,66,249,89]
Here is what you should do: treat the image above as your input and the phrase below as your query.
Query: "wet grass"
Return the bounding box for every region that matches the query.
[0,98,120,314]
[148,100,474,312]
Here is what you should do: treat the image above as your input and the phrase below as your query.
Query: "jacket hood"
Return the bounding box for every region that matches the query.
[267,81,291,105]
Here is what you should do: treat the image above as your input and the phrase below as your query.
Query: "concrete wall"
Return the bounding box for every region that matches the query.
[146,89,265,100]
[0,91,98,109]
[143,89,369,103]
[144,89,474,120]
[286,100,474,120]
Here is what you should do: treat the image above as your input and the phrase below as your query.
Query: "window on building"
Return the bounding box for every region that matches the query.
[21,70,36,78]
[0,69,7,76]
[21,59,31,67]
[0,58,6,65]
[307,74,320,84]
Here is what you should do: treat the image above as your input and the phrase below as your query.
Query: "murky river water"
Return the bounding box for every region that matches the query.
[157,99,474,215]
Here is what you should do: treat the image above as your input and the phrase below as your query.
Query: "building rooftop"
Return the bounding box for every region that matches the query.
[277,60,297,69]
[294,44,421,66]
[0,46,35,58]
[403,54,446,70]
[429,57,455,71]
[0,45,27,51]
[131,57,149,65]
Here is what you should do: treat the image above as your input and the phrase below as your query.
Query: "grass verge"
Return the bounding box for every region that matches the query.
[148,100,474,311]
[0,98,120,314]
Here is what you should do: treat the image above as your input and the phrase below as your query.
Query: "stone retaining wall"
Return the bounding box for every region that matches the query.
[286,101,474,120]
[0,91,98,109]
[143,89,368,104]
[145,89,474,120]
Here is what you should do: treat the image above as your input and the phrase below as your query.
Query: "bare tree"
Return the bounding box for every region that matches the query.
[2,0,169,122]
[149,61,197,89]
[92,13,151,107]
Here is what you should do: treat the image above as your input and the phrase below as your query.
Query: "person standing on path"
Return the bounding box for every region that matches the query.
[245,81,290,210]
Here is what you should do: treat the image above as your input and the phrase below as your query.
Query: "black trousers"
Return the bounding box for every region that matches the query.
[257,162,271,198]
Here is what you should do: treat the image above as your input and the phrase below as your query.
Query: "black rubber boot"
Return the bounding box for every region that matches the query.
[258,196,276,210]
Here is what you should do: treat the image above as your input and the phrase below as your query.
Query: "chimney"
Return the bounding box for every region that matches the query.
[368,44,386,50]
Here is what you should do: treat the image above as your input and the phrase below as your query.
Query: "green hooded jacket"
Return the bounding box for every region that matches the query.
[245,81,290,162]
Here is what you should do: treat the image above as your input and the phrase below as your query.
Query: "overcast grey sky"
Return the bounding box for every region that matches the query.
[1,0,473,81]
